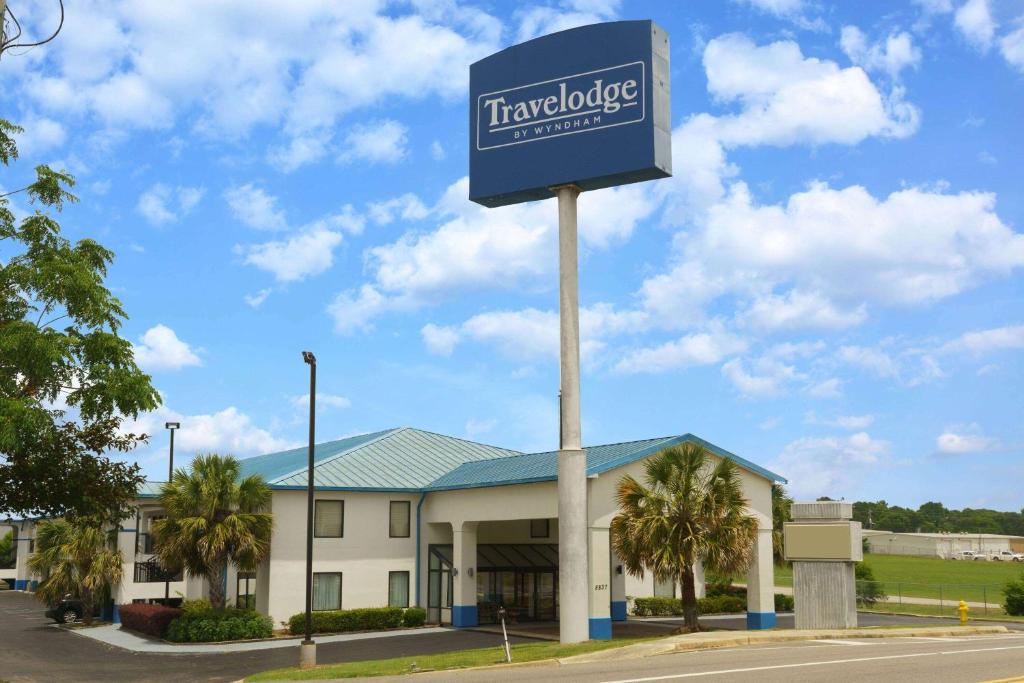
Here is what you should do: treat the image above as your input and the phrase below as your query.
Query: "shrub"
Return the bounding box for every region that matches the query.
[697,595,746,614]
[774,593,794,612]
[855,562,887,606]
[118,603,183,638]
[705,580,745,599]
[402,607,427,627]
[180,598,213,615]
[287,607,404,635]
[1004,574,1024,616]
[165,609,273,643]
[632,597,683,617]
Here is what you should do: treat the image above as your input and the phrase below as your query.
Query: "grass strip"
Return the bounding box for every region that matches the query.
[246,637,654,681]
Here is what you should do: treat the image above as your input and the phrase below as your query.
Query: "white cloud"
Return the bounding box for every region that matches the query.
[339,119,409,164]
[840,26,922,78]
[430,140,446,161]
[369,193,430,225]
[224,183,288,231]
[137,183,204,225]
[769,432,890,499]
[1000,24,1024,71]
[955,0,996,50]
[832,414,876,429]
[514,0,619,43]
[239,226,344,282]
[615,328,746,374]
[936,425,999,454]
[465,418,497,437]
[13,1,502,165]
[721,357,790,397]
[739,290,867,332]
[244,288,272,309]
[421,323,461,357]
[940,324,1024,355]
[127,405,298,461]
[290,393,351,410]
[839,345,900,378]
[132,324,201,372]
[806,377,843,398]
[733,0,826,31]
[267,133,330,173]
[12,116,66,156]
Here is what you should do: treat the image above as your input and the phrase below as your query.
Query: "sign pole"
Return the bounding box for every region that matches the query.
[554,183,589,644]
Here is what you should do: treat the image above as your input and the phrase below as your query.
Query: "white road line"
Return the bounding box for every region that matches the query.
[811,639,870,646]
[906,637,967,642]
[600,644,1024,683]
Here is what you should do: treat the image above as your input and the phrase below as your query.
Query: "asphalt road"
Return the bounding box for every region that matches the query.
[376,633,1024,683]
[0,591,533,683]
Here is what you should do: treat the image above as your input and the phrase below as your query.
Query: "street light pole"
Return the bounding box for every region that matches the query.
[163,421,179,604]
[300,351,317,669]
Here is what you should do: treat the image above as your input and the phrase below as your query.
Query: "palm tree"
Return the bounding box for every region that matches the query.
[771,483,793,566]
[611,443,759,631]
[152,454,272,610]
[28,519,123,625]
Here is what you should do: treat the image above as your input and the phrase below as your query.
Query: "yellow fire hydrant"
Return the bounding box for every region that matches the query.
[958,600,969,625]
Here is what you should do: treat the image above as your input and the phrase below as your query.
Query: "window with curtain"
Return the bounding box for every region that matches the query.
[312,573,342,610]
[530,519,550,538]
[389,501,411,538]
[314,500,344,538]
[388,571,410,608]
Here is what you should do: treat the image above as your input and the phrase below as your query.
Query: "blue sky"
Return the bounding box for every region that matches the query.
[4,0,1023,509]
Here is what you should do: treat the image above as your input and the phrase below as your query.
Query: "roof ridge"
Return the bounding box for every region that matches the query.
[448,434,681,467]
[398,426,524,455]
[268,427,401,484]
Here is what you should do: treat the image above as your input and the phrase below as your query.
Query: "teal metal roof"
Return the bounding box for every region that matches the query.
[425,434,786,490]
[247,427,521,490]
[142,427,784,495]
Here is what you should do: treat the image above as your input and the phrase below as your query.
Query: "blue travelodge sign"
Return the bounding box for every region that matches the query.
[469,20,671,207]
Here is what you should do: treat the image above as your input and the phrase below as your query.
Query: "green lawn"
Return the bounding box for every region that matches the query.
[775,554,1024,604]
[246,637,654,681]
[864,601,1024,622]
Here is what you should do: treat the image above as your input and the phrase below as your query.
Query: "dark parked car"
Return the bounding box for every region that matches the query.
[45,595,100,624]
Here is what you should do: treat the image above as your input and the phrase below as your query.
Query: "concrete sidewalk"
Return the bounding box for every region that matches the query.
[65,623,453,653]
[765,584,1001,609]
[561,624,1010,664]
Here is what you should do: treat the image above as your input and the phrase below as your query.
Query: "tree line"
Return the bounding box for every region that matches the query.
[851,500,1024,536]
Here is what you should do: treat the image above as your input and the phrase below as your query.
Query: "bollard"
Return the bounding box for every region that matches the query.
[958,600,969,625]
[497,607,512,663]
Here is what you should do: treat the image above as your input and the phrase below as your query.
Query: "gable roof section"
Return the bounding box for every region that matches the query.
[426,433,786,491]
[251,427,521,490]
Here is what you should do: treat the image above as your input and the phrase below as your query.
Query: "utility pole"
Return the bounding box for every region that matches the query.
[300,351,317,669]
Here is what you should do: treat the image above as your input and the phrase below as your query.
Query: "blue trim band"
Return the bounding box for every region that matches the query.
[452,605,478,628]
[610,601,628,621]
[14,579,26,590]
[112,604,121,624]
[589,617,612,640]
[747,611,776,629]
[30,580,38,591]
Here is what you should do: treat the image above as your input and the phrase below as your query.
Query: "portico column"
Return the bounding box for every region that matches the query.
[746,528,776,629]
[14,522,32,591]
[587,527,611,639]
[610,544,627,622]
[452,521,478,627]
[112,525,138,622]
[694,558,706,599]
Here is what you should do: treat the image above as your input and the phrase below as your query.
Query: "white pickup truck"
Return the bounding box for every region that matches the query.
[951,550,988,560]
[992,550,1024,562]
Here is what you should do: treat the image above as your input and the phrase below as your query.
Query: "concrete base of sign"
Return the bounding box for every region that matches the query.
[793,561,858,629]
[299,641,316,669]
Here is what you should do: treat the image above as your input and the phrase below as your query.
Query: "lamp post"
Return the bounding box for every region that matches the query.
[300,351,317,669]
[163,421,179,604]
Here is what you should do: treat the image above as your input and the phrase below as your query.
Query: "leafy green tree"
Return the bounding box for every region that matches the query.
[0,529,14,568]
[771,483,793,566]
[1003,573,1024,616]
[611,443,760,631]
[152,454,272,610]
[1,119,160,522]
[855,562,887,606]
[27,518,123,624]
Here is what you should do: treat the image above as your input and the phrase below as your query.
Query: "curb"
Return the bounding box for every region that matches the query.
[559,625,1009,663]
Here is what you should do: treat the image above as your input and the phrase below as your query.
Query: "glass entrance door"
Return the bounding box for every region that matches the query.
[427,545,453,624]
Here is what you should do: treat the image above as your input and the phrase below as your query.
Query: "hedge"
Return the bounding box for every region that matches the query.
[402,607,427,627]
[633,594,792,616]
[1005,574,1024,616]
[117,603,183,638]
[166,608,273,643]
[287,607,405,635]
[774,593,795,611]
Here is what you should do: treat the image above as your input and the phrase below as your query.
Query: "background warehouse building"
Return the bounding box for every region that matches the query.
[864,530,1024,558]
[8,427,785,636]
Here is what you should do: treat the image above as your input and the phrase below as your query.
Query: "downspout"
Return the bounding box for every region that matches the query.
[415,492,427,607]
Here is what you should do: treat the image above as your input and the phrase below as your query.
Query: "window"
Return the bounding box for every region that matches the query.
[388,571,410,608]
[312,573,342,611]
[530,519,550,538]
[314,500,344,538]
[389,501,411,538]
